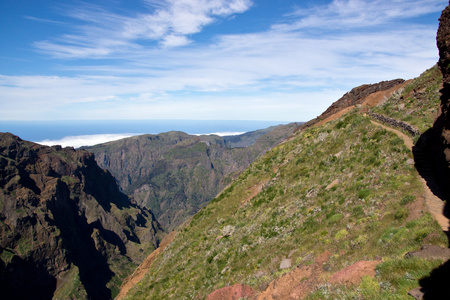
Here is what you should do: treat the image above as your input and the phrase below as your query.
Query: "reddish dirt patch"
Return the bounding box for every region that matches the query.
[206,283,254,300]
[329,260,381,286]
[255,250,332,300]
[116,231,177,300]
[313,81,409,128]
[315,106,355,127]
[255,264,320,300]
[362,80,410,107]
[315,250,332,265]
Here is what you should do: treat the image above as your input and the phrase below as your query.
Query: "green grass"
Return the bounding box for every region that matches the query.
[371,65,442,134]
[123,64,448,299]
[124,108,447,300]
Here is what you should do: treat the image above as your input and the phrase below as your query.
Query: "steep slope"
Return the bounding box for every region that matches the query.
[120,45,450,299]
[0,133,162,300]
[123,63,448,299]
[87,123,298,231]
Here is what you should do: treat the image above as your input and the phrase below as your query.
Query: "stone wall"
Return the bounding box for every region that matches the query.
[368,112,420,137]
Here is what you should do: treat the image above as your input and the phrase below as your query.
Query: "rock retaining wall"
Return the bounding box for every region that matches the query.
[369,112,420,137]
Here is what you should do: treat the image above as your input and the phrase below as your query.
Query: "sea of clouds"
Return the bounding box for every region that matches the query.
[36,133,141,148]
[36,132,245,148]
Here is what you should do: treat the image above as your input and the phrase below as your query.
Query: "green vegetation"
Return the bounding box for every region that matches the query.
[88,124,298,231]
[371,65,442,134]
[125,104,447,299]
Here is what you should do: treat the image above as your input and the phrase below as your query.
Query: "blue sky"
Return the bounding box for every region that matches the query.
[0,0,447,122]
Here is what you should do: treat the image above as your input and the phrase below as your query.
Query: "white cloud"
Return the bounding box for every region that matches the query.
[194,132,246,136]
[2,0,446,122]
[35,0,253,57]
[161,34,191,47]
[281,0,446,31]
[35,133,141,148]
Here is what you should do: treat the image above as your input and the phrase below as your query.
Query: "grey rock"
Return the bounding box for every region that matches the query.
[280,258,292,269]
[408,287,425,300]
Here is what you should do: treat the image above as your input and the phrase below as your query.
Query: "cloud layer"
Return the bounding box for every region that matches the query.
[1,0,447,122]
[36,133,141,148]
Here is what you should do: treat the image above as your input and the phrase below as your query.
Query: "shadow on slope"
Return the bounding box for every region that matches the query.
[413,115,450,299]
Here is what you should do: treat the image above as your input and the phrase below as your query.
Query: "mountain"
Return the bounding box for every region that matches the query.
[301,78,407,130]
[87,123,299,231]
[122,8,450,296]
[123,66,449,299]
[0,133,162,300]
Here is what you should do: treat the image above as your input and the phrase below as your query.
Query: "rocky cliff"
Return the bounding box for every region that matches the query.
[0,133,162,299]
[87,124,298,231]
[301,79,405,129]
[437,1,450,196]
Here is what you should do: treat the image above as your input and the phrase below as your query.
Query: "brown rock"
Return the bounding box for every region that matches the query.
[405,244,450,261]
[329,260,381,286]
[206,283,254,300]
[436,2,450,195]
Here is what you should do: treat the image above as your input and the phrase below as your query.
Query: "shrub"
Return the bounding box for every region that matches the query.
[358,189,371,199]
[335,229,349,240]
[400,195,415,205]
[328,213,344,223]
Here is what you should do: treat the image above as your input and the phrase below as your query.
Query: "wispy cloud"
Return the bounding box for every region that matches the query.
[34,0,253,58]
[280,0,445,31]
[2,0,446,121]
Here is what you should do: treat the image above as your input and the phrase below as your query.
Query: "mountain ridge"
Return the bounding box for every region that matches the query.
[122,44,450,300]
[0,133,162,299]
[87,123,299,231]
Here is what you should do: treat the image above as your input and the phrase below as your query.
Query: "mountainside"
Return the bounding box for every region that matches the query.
[122,35,450,300]
[0,133,162,299]
[301,78,406,129]
[87,123,298,231]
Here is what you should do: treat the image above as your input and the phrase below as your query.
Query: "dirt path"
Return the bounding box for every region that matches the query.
[370,120,449,232]
[115,231,177,300]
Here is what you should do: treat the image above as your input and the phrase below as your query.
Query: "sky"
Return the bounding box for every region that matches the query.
[0,0,448,122]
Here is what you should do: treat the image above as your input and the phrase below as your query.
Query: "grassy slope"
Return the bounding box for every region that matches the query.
[371,65,442,134]
[125,66,447,299]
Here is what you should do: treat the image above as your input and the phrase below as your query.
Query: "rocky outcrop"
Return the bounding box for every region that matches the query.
[0,133,162,299]
[436,1,450,196]
[405,244,450,260]
[301,79,405,129]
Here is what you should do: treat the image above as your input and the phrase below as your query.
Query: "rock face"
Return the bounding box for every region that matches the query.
[87,124,298,231]
[436,1,450,195]
[0,133,162,299]
[301,79,405,129]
